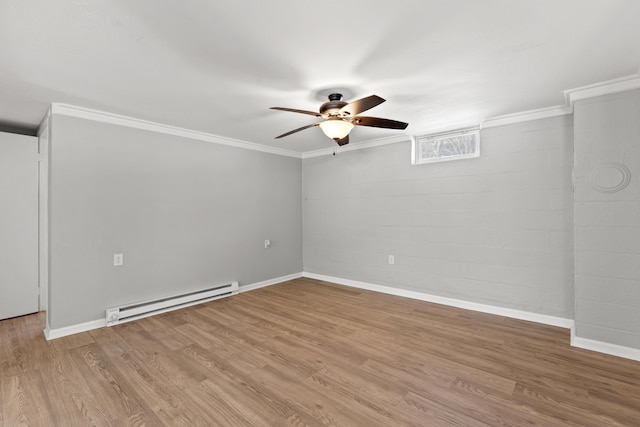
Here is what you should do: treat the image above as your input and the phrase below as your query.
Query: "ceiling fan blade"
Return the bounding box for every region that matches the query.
[336,134,349,146]
[352,116,409,130]
[270,107,322,117]
[275,122,320,139]
[339,95,385,116]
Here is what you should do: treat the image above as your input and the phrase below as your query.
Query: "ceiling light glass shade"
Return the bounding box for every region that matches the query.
[319,119,354,140]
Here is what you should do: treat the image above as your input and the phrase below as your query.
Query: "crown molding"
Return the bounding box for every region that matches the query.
[564,73,640,107]
[301,134,410,159]
[482,105,572,129]
[481,72,640,130]
[50,72,640,159]
[51,103,302,159]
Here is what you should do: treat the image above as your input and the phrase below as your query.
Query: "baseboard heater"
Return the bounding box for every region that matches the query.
[105,281,239,326]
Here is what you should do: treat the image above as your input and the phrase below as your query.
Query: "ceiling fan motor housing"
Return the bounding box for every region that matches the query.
[319,93,348,116]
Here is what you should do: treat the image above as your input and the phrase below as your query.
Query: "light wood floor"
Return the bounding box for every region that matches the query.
[2,278,640,426]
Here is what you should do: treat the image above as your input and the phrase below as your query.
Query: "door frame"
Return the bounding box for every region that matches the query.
[38,110,51,313]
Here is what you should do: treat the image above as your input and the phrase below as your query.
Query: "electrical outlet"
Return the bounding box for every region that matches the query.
[388,255,395,265]
[264,239,271,249]
[113,253,124,266]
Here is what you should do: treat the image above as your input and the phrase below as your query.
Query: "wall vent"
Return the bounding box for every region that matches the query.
[105,281,239,326]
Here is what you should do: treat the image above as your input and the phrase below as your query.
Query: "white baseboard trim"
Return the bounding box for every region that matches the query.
[303,272,573,328]
[43,272,303,340]
[42,271,640,362]
[303,272,640,362]
[570,328,640,362]
[44,318,106,340]
[239,272,303,293]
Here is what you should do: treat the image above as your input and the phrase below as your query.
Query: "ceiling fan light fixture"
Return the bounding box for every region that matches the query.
[271,93,407,146]
[319,119,354,140]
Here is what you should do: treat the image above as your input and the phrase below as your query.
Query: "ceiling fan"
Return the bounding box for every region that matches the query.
[271,93,409,146]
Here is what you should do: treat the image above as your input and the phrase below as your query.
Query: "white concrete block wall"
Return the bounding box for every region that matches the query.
[573,89,640,350]
[303,116,574,318]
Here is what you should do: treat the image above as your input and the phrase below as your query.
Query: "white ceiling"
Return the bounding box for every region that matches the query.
[2,0,640,153]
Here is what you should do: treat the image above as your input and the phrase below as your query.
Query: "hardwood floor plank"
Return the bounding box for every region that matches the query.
[311,362,407,407]
[511,383,630,426]
[134,316,200,351]
[238,293,358,337]
[362,357,457,396]
[254,363,397,427]
[18,370,58,425]
[73,343,167,426]
[302,372,412,427]
[44,349,116,426]
[193,378,286,427]
[179,343,303,423]
[1,278,640,426]
[98,338,206,426]
[407,383,568,427]
[399,390,494,427]
[180,380,251,427]
[1,375,30,426]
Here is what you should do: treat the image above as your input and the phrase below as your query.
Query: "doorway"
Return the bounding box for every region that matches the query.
[0,132,39,320]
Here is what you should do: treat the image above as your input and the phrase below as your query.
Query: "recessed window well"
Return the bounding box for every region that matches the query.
[412,128,480,164]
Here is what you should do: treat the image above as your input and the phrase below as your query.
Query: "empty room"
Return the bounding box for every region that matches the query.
[1,1,640,425]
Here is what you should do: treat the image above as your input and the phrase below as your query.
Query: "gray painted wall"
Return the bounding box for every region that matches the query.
[573,89,640,350]
[48,115,302,329]
[303,116,574,318]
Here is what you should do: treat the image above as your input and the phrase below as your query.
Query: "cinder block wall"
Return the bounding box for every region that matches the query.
[573,89,640,350]
[303,115,574,318]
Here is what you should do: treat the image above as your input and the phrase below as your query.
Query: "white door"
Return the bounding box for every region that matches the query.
[0,132,38,320]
